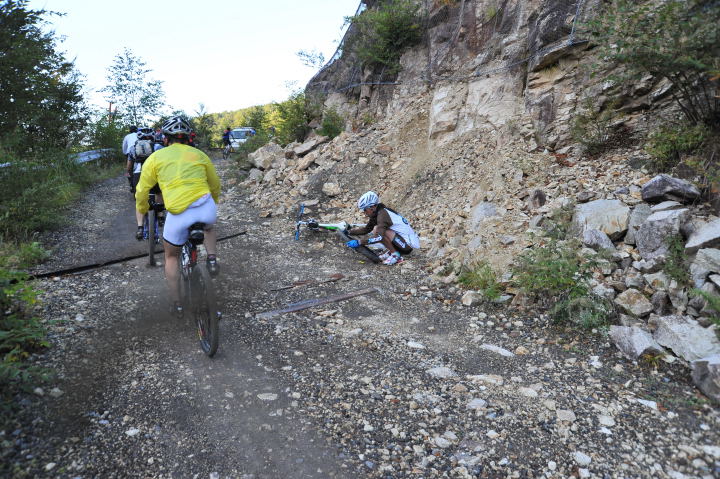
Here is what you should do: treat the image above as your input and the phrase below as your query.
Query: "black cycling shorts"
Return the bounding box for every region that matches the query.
[132,173,160,194]
[392,233,413,255]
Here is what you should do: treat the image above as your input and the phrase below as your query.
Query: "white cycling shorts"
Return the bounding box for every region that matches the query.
[163,194,217,246]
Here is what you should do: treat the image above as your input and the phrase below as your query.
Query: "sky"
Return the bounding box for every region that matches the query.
[28,0,361,116]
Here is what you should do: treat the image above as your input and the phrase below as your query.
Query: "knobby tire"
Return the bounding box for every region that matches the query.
[191,265,219,357]
[147,209,156,266]
[336,230,381,264]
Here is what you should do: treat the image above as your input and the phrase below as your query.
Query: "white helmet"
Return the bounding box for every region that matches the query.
[162,116,192,136]
[137,127,154,140]
[357,191,379,210]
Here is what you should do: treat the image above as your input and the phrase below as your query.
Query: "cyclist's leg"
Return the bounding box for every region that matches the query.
[163,241,182,303]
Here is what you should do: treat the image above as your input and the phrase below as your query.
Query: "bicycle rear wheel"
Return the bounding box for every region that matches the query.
[190,265,219,357]
[336,230,382,264]
[147,209,157,266]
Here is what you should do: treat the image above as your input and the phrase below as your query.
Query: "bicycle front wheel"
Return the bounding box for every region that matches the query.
[147,209,157,266]
[336,230,382,263]
[190,265,219,357]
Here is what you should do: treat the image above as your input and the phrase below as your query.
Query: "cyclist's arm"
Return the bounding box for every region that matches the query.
[205,160,221,203]
[370,209,393,238]
[348,219,373,236]
[135,160,157,215]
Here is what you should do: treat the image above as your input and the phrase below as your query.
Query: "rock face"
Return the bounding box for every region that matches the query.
[571,200,630,240]
[691,355,720,404]
[641,174,702,204]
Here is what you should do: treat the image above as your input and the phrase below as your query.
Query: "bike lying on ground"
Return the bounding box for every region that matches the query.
[294,204,381,263]
[143,193,165,267]
[179,223,220,357]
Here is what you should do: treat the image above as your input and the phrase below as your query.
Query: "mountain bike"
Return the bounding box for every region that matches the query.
[179,223,220,357]
[222,143,234,160]
[142,193,165,267]
[294,204,381,263]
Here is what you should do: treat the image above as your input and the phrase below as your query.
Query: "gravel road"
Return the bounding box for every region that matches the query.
[3,157,719,478]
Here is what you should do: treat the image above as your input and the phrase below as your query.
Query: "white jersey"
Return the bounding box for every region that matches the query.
[122,132,137,155]
[385,208,420,249]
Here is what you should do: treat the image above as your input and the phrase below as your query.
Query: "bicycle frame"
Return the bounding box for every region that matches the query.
[294,204,381,263]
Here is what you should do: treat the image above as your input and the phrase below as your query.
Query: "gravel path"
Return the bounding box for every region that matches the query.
[3,156,719,478]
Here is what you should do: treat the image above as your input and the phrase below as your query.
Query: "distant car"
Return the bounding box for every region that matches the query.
[229,127,256,148]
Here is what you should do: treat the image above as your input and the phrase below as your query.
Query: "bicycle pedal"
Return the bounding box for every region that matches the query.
[216,311,222,321]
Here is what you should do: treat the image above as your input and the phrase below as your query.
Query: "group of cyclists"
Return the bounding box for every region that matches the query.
[126,116,420,314]
[124,117,220,316]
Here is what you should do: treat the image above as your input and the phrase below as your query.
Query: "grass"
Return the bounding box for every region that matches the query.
[457,261,502,301]
[0,150,120,243]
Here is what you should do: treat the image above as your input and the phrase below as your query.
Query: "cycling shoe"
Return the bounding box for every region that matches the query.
[206,257,220,277]
[135,226,143,241]
[172,301,184,319]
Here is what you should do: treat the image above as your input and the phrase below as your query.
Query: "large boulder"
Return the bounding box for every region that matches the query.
[582,229,615,251]
[293,136,328,157]
[625,204,652,245]
[609,326,665,360]
[641,174,701,204]
[691,354,720,403]
[469,202,498,230]
[570,200,630,240]
[651,315,720,362]
[248,143,283,170]
[635,209,690,260]
[685,218,720,254]
[296,151,318,171]
[614,289,653,317]
[322,182,341,197]
[689,248,720,288]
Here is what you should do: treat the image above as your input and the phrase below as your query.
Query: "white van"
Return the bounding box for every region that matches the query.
[229,127,256,148]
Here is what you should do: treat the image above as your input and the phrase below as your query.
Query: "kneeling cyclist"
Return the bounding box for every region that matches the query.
[346,191,420,265]
[135,116,221,316]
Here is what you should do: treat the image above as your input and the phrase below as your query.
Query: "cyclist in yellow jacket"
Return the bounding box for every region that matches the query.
[135,116,221,316]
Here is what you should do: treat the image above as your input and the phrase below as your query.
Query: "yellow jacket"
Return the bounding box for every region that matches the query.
[135,143,221,215]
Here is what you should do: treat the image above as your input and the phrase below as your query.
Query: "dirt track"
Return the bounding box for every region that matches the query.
[3,156,719,478]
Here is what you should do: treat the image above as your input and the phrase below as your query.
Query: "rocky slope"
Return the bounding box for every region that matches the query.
[237,1,720,402]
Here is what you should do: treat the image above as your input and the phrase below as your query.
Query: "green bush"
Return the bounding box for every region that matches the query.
[571,98,622,156]
[318,108,344,140]
[458,261,502,301]
[87,115,125,151]
[1,269,50,413]
[645,122,709,172]
[346,0,424,76]
[550,295,615,330]
[0,145,119,243]
[541,203,575,241]
[663,234,690,285]
[274,92,315,145]
[511,239,594,305]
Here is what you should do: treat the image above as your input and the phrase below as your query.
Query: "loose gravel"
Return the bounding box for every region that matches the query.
[2,156,718,478]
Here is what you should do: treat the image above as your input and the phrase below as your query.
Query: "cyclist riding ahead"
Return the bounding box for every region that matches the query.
[131,127,162,239]
[346,191,420,265]
[135,116,221,316]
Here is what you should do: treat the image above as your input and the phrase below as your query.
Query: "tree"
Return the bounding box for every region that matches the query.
[0,0,86,152]
[243,105,268,132]
[296,49,326,69]
[192,103,216,147]
[587,0,720,125]
[101,48,165,126]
